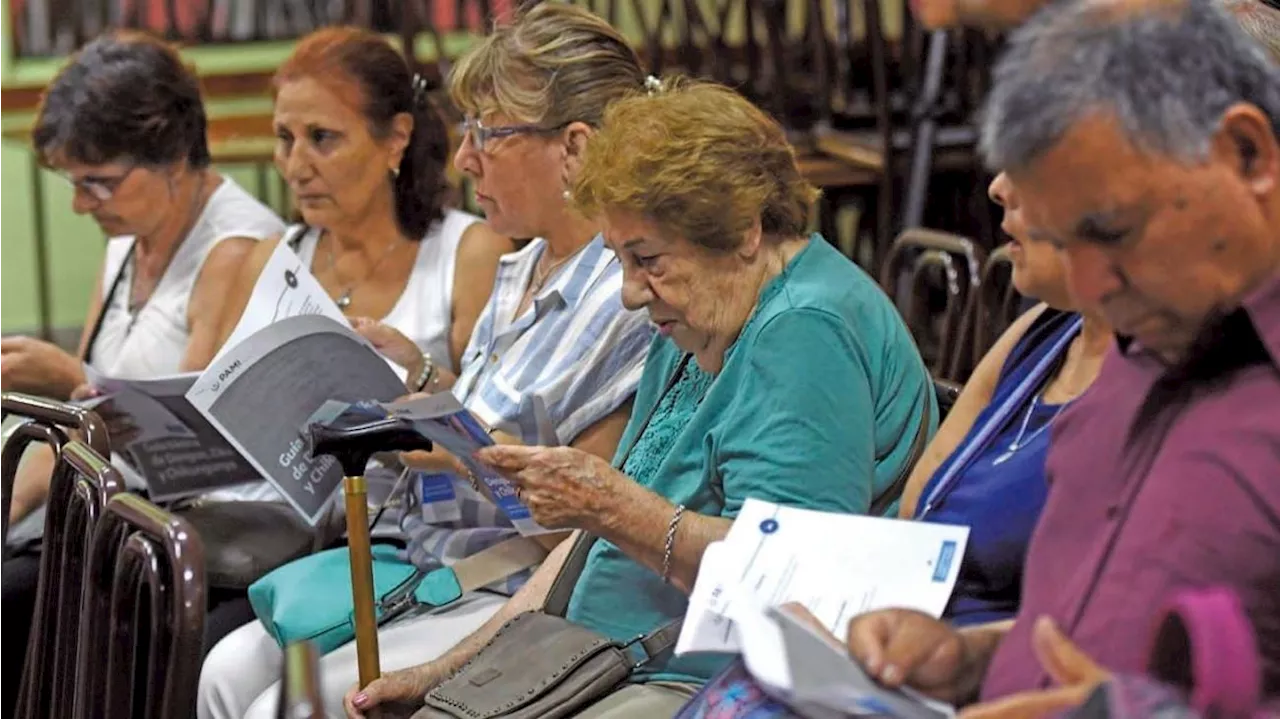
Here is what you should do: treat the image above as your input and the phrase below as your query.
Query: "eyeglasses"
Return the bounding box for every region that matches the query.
[57,165,137,202]
[458,116,570,153]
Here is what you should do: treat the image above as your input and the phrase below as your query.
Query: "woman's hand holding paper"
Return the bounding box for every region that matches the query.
[474,445,630,531]
[352,317,422,374]
[400,446,469,477]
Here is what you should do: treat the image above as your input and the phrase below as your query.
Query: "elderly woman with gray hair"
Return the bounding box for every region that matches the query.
[344,77,935,718]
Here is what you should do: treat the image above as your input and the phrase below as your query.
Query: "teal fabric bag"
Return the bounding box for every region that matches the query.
[247,544,468,655]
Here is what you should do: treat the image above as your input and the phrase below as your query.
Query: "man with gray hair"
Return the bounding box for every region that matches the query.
[836,0,1280,713]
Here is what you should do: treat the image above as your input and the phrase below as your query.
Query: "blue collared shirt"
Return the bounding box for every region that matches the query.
[401,235,653,593]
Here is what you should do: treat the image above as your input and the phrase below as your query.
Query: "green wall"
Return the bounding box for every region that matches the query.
[1,0,900,338]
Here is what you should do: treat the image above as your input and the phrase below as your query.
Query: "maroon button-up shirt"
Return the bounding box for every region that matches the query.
[981,275,1280,699]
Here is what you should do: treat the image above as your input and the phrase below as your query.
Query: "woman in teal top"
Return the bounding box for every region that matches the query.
[347,80,934,718]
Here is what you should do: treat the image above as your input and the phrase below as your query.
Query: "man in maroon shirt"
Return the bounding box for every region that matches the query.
[841,0,1280,714]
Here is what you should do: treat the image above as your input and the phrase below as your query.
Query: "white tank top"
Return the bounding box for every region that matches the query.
[288,208,481,374]
[88,177,285,377]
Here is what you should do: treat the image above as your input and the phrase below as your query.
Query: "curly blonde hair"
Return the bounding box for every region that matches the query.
[572,80,820,252]
[448,3,645,127]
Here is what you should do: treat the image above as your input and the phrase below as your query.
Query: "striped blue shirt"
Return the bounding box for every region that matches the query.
[400,235,652,593]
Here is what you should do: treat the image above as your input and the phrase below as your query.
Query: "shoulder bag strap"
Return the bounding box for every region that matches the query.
[917,314,1084,517]
[82,241,137,363]
[544,354,695,617]
[414,354,700,610]
[868,378,935,516]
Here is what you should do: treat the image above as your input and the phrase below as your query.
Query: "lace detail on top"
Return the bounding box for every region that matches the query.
[622,359,714,485]
[619,251,793,485]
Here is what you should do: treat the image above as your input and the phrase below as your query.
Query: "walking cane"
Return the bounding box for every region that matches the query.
[309,418,432,695]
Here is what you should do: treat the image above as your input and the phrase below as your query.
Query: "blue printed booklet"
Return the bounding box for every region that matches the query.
[308,394,553,536]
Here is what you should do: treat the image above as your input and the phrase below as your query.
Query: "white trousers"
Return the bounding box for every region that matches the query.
[197,590,506,719]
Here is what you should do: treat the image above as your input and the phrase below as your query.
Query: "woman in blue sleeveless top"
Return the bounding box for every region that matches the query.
[899,171,1113,626]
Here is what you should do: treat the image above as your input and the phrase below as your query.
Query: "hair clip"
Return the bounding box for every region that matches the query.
[411,73,431,106]
[644,75,664,95]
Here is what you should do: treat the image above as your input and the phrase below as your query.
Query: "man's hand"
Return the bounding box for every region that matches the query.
[0,336,84,399]
[845,609,997,704]
[958,617,1108,719]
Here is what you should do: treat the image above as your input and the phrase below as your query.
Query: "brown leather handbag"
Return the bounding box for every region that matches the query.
[412,534,681,719]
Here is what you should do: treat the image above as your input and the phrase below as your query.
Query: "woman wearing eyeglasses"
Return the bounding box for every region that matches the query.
[196,8,655,717]
[2,31,284,402]
[0,30,283,718]
[2,31,286,531]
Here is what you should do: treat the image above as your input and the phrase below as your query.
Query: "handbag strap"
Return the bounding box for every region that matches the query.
[396,351,686,608]
[82,241,137,363]
[543,354,696,617]
[409,535,551,613]
[916,313,1084,517]
[868,378,934,516]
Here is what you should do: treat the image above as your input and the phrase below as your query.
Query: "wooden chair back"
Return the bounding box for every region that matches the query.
[879,229,984,380]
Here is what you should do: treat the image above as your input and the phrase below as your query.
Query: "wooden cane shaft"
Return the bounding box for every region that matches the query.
[344,475,381,689]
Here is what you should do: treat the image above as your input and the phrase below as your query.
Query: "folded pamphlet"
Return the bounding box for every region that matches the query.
[186,314,407,525]
[78,238,409,505]
[736,606,955,718]
[677,499,969,718]
[80,366,261,502]
[310,394,554,536]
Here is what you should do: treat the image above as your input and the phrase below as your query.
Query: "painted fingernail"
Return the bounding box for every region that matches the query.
[881,664,901,684]
[353,692,368,707]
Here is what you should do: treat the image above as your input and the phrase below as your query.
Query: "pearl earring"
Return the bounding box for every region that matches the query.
[562,189,571,201]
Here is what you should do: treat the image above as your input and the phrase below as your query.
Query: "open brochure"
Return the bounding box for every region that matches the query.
[80,366,260,502]
[186,314,408,525]
[309,394,554,537]
[677,498,969,718]
[78,240,400,504]
[211,238,405,380]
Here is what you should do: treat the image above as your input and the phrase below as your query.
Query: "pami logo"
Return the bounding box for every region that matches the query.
[218,360,242,383]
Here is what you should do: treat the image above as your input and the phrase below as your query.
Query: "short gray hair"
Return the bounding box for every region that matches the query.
[980,0,1280,172]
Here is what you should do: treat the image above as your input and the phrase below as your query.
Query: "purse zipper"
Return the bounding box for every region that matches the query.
[377,569,427,624]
